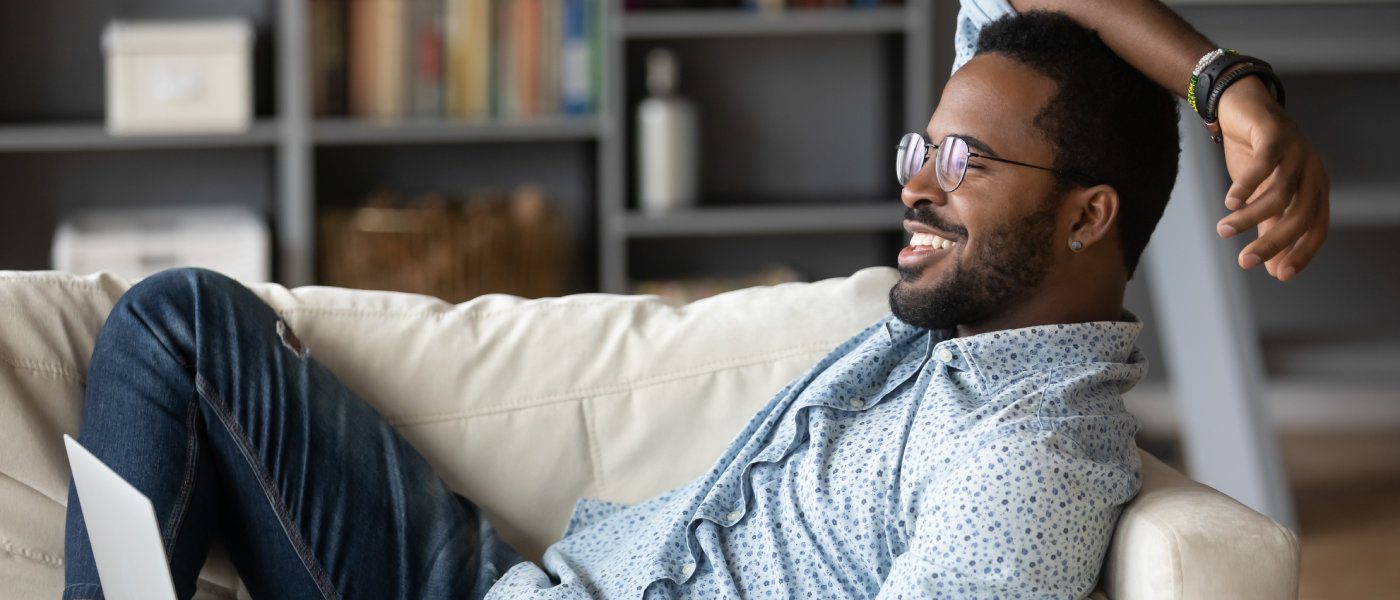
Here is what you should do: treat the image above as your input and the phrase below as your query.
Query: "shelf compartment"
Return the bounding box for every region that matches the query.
[617,6,910,39]
[312,116,602,146]
[0,120,281,153]
[620,202,906,238]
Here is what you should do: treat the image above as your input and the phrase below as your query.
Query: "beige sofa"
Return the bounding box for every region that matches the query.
[0,267,1299,599]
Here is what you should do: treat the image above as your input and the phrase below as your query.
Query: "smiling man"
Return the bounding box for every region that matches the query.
[890,12,1179,339]
[64,5,1317,600]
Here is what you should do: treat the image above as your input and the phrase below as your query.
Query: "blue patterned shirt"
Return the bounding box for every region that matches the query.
[487,310,1146,599]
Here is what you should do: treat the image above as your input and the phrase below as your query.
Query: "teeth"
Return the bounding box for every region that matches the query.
[910,232,957,249]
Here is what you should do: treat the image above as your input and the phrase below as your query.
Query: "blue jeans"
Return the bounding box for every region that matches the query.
[63,268,527,600]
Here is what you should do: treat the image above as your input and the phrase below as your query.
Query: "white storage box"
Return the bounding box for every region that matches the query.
[52,206,270,283]
[103,19,253,135]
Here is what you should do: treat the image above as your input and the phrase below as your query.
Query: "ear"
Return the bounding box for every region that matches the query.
[1066,183,1119,251]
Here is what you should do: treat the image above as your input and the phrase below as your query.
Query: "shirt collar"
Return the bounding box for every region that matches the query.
[885,311,1145,390]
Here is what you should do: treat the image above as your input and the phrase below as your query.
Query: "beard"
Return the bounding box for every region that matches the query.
[888,195,1059,332]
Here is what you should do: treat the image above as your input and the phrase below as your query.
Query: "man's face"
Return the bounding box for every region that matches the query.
[889,53,1069,332]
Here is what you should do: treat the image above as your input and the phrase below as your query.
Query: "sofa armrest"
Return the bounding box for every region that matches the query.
[1098,449,1300,599]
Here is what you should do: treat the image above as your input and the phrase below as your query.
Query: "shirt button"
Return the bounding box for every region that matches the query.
[936,347,954,362]
[849,398,865,409]
[726,510,743,523]
[681,562,696,577]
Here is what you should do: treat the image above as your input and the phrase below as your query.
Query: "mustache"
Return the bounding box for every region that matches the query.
[904,206,969,239]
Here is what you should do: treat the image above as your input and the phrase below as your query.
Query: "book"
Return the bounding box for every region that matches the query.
[515,0,540,118]
[537,0,561,118]
[310,0,348,116]
[350,0,408,119]
[446,0,492,118]
[338,0,599,120]
[561,0,589,115]
[494,0,515,117]
[408,0,446,117]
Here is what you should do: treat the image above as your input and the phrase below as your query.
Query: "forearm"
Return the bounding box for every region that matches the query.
[1008,0,1215,99]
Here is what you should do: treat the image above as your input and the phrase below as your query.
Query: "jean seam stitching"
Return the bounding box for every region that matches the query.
[62,582,104,600]
[162,393,202,563]
[195,373,340,600]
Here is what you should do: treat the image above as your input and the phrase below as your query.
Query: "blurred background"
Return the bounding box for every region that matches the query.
[0,0,1396,597]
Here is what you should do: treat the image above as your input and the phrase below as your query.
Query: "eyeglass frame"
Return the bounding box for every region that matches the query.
[896,132,1095,192]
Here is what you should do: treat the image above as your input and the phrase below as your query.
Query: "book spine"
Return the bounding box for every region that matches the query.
[348,0,377,117]
[561,0,588,115]
[466,0,492,117]
[350,0,408,119]
[409,0,445,117]
[586,0,601,114]
[517,0,539,118]
[494,0,514,118]
[538,0,561,117]
[378,0,408,118]
[445,0,465,116]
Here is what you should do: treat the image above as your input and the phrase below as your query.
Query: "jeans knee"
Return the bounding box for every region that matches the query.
[118,267,238,315]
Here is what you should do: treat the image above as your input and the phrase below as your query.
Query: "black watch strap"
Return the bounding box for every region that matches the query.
[1201,65,1287,143]
[1195,53,1271,120]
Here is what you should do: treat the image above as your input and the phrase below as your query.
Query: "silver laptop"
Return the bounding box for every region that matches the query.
[64,434,178,600]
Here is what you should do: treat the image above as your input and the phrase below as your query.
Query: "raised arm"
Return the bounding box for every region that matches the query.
[1007,0,1331,282]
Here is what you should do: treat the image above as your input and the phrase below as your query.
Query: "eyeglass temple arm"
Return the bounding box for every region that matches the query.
[970,152,1092,182]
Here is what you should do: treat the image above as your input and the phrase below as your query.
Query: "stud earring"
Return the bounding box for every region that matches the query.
[1069,240,1084,252]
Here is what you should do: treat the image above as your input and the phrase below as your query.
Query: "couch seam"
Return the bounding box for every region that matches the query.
[0,274,108,292]
[0,470,66,508]
[0,351,86,384]
[276,298,679,322]
[387,341,840,426]
[579,398,606,499]
[1133,510,1185,600]
[2,537,65,568]
[1272,517,1303,596]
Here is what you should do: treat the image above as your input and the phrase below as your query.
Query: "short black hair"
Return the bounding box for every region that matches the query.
[974,10,1180,279]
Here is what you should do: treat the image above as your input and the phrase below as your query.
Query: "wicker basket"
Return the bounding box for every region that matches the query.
[318,186,570,302]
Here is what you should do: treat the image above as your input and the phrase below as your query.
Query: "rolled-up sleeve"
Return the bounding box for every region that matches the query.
[953,0,1019,74]
[876,427,1141,600]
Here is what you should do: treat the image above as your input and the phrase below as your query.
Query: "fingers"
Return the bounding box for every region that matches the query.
[1239,187,1314,271]
[1224,126,1284,211]
[1217,149,1304,240]
[1272,160,1331,281]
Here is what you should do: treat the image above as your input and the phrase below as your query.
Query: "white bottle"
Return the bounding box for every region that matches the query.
[637,48,698,215]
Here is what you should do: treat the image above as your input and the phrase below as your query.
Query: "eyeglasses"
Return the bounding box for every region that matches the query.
[896,132,1092,192]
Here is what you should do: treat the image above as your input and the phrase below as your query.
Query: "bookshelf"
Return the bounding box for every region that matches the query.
[0,121,283,153]
[620,202,905,238]
[0,0,934,295]
[311,115,601,145]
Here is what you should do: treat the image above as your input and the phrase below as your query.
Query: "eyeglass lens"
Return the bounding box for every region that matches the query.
[897,133,969,192]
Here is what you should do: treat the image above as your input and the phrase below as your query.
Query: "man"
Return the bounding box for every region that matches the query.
[63,4,1325,600]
